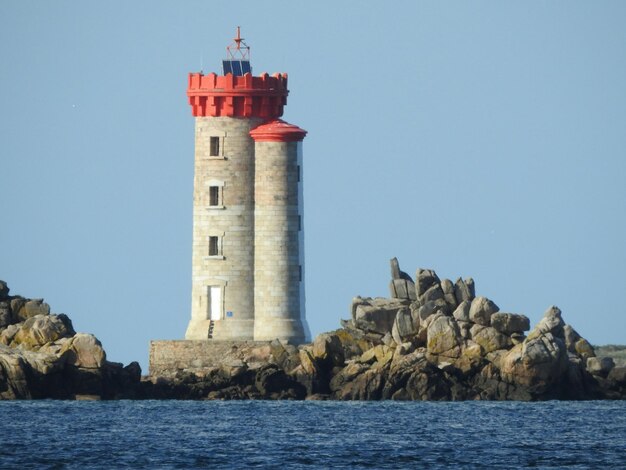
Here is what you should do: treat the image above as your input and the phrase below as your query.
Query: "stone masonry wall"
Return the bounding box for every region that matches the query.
[253,141,308,343]
[149,340,272,377]
[186,116,263,340]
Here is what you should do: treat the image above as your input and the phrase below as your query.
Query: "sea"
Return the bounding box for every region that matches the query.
[1,400,625,469]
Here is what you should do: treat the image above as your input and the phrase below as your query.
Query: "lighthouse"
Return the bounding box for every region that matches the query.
[184,29,310,344]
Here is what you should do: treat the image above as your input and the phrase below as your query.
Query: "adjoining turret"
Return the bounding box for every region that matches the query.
[250,120,310,343]
[185,29,309,344]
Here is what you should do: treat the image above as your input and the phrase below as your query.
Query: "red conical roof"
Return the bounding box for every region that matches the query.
[250,119,307,142]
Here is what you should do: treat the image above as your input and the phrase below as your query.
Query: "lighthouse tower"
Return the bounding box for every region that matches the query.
[184,29,310,344]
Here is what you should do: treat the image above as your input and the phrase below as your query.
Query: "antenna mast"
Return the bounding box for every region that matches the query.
[227,26,250,60]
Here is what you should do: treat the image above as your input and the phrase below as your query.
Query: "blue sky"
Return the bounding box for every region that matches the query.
[1,1,625,371]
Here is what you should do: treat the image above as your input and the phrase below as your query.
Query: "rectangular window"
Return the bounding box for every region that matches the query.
[297,165,301,182]
[299,265,302,282]
[209,236,219,256]
[209,186,220,206]
[209,136,220,156]
[298,215,302,231]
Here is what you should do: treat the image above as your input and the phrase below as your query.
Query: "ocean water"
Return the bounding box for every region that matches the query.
[0,400,625,469]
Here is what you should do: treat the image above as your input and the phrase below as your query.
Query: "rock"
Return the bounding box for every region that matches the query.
[0,284,141,400]
[563,324,595,360]
[312,333,345,368]
[469,297,499,326]
[0,345,33,398]
[299,349,318,376]
[391,307,417,344]
[359,345,392,366]
[564,355,587,400]
[528,306,565,339]
[608,367,626,385]
[13,299,51,322]
[331,328,374,361]
[454,341,484,377]
[457,321,471,340]
[383,349,442,400]
[123,361,142,383]
[415,269,440,298]
[501,332,568,393]
[417,300,448,322]
[471,362,533,401]
[381,332,396,348]
[396,342,415,357]
[390,279,416,301]
[426,313,462,360]
[0,281,9,300]
[485,349,509,370]
[255,364,305,399]
[440,279,458,309]
[38,337,71,356]
[454,278,475,305]
[419,284,444,304]
[350,296,370,322]
[390,259,415,300]
[0,301,12,329]
[491,313,530,335]
[470,325,512,353]
[510,333,525,345]
[334,367,385,400]
[390,257,413,281]
[466,278,475,298]
[452,300,471,322]
[269,339,289,368]
[62,333,106,369]
[329,361,369,394]
[404,366,451,400]
[390,257,402,280]
[292,348,328,395]
[0,324,20,345]
[0,343,71,399]
[586,357,615,377]
[353,298,407,335]
[11,314,75,349]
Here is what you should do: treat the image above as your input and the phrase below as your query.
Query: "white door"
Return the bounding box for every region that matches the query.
[209,286,222,320]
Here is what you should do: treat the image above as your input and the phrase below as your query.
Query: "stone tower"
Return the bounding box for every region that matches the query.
[184,29,310,344]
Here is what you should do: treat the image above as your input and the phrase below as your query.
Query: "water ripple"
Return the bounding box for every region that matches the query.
[0,400,625,469]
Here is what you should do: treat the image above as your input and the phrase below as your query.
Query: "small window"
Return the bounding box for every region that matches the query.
[209,236,219,256]
[299,265,302,282]
[298,215,302,231]
[210,136,220,156]
[209,186,220,206]
[297,165,301,182]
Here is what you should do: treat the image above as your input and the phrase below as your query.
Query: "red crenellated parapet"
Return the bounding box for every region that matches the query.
[249,119,307,142]
[187,72,289,118]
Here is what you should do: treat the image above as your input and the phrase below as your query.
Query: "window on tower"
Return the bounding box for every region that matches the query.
[209,186,221,206]
[209,236,219,256]
[204,232,225,260]
[210,136,220,157]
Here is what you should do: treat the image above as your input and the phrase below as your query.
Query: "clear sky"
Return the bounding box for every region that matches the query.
[1,1,625,372]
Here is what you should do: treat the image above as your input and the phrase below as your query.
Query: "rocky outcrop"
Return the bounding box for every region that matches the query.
[144,258,626,400]
[0,281,140,400]
[143,259,625,401]
[5,256,625,401]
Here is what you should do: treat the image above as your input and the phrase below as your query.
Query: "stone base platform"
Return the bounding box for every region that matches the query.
[149,340,275,377]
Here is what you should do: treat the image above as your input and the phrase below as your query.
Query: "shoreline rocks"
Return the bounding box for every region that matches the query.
[0,282,141,399]
[2,260,625,401]
[139,259,626,401]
